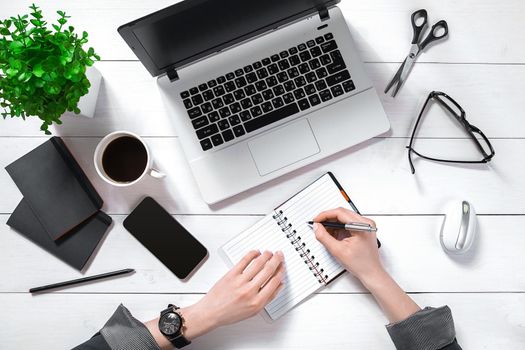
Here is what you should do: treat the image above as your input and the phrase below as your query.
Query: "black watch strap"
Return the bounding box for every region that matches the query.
[165,304,191,349]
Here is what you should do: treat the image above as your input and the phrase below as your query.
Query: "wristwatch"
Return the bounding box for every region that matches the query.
[158,304,191,348]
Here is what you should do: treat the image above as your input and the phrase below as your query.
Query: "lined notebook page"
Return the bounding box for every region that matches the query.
[221,173,354,320]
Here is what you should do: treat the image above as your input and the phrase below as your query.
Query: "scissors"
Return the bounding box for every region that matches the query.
[384,9,449,97]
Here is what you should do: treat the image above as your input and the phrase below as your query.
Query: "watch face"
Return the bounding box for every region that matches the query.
[159,312,182,336]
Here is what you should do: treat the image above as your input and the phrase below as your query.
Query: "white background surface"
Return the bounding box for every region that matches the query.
[1,0,524,348]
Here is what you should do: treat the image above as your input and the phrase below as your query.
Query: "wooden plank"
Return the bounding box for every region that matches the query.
[2,62,524,138]
[0,137,523,215]
[1,292,523,349]
[1,215,524,293]
[1,0,524,63]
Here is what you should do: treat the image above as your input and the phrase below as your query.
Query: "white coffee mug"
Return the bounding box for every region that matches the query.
[94,131,165,187]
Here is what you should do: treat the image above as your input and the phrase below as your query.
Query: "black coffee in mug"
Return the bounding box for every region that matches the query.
[102,136,148,182]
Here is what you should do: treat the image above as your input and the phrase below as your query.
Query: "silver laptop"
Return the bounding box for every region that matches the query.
[119,0,389,204]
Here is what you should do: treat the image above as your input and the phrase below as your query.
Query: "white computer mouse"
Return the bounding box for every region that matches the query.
[440,200,477,254]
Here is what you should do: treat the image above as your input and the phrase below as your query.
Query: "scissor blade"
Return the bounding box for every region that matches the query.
[384,59,407,95]
[398,44,420,85]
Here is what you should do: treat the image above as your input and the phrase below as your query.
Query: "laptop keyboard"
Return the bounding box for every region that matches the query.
[180,33,356,151]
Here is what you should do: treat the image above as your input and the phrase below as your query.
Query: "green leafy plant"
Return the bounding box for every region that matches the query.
[0,4,100,134]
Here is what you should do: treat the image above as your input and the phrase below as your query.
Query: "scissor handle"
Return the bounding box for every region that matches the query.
[419,20,449,50]
[411,9,428,44]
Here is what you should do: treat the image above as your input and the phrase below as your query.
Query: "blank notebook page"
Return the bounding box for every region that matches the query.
[222,173,353,320]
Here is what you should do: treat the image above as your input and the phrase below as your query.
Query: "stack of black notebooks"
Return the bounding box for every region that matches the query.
[5,137,112,270]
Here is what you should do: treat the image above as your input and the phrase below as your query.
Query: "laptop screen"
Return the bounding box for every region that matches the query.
[119,0,338,77]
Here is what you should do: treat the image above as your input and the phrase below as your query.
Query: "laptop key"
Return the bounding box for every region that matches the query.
[192,116,209,129]
[315,36,325,44]
[280,50,289,59]
[198,83,207,91]
[309,58,321,70]
[244,84,256,96]
[218,119,230,130]
[222,129,234,142]
[324,32,334,40]
[315,80,327,91]
[201,102,213,114]
[180,91,190,99]
[293,88,306,100]
[326,70,351,87]
[331,84,344,97]
[272,97,284,108]
[327,59,346,74]
[307,40,315,47]
[298,43,307,51]
[226,72,235,80]
[305,84,316,95]
[287,67,300,78]
[261,102,273,113]
[262,89,274,101]
[225,81,236,92]
[235,76,247,88]
[320,54,331,65]
[256,68,269,79]
[277,72,289,83]
[203,90,214,101]
[320,89,333,102]
[271,54,280,62]
[219,107,231,118]
[283,92,295,104]
[305,72,317,83]
[222,93,234,105]
[240,110,252,122]
[289,54,301,66]
[278,59,290,71]
[316,67,328,79]
[233,125,246,137]
[251,93,264,105]
[229,115,241,126]
[310,46,322,57]
[298,98,310,111]
[190,87,199,95]
[188,107,202,119]
[321,40,338,53]
[211,133,224,147]
[246,72,257,83]
[298,63,310,74]
[235,69,244,77]
[299,51,311,62]
[268,64,279,75]
[217,76,226,84]
[213,85,225,96]
[255,80,267,92]
[289,47,298,55]
[284,80,296,92]
[200,138,212,151]
[191,94,203,105]
[266,76,278,87]
[273,85,285,96]
[308,94,321,106]
[294,76,307,87]
[196,123,219,139]
[211,98,224,109]
[243,65,253,73]
[208,111,220,123]
[262,58,271,65]
[343,80,356,92]
[233,89,246,100]
[240,97,253,109]
[230,102,241,114]
[250,105,263,117]
[245,103,300,133]
[207,79,217,88]
[183,99,192,109]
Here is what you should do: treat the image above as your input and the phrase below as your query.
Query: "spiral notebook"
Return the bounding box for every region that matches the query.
[221,172,358,320]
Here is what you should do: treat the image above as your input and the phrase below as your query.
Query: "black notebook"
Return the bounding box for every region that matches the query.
[5,137,103,240]
[7,199,112,270]
[221,172,358,320]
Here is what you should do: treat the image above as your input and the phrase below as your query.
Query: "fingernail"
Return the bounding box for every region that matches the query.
[276,251,284,259]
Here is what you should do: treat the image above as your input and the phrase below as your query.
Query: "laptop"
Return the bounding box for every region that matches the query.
[118,0,390,204]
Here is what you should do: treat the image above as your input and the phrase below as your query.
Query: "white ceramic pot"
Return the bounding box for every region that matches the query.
[76,65,102,118]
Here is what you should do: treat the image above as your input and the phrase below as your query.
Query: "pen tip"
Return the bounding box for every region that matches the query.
[307,221,313,225]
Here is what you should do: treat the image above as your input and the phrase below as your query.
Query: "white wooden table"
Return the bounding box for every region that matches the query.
[1,1,524,348]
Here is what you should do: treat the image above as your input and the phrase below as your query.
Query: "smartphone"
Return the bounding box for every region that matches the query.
[123,197,208,279]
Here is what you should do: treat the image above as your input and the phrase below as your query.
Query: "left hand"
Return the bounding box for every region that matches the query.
[179,250,285,339]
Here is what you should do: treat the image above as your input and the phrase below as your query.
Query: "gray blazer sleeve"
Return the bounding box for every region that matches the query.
[386,306,459,350]
[74,304,161,350]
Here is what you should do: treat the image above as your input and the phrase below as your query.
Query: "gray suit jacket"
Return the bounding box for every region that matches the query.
[74,304,461,350]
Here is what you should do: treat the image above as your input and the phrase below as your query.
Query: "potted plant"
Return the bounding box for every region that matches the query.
[0,4,101,134]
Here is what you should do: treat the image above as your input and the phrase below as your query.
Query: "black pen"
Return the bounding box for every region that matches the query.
[307,221,377,232]
[29,268,135,293]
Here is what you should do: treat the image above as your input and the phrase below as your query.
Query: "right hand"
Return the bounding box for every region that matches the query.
[313,208,384,283]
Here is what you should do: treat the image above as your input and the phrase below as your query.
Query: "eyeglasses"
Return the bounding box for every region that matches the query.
[407,91,495,174]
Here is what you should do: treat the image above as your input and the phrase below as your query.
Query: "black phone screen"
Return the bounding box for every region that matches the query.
[123,197,208,279]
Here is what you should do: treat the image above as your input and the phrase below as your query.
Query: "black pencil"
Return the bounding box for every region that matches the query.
[29,268,135,293]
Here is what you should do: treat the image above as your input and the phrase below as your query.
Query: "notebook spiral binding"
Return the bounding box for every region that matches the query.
[272,210,329,284]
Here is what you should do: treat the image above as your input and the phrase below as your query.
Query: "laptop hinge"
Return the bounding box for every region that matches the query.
[318,7,330,21]
[167,69,179,82]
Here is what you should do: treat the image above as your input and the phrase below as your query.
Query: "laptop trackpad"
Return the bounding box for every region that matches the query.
[248,119,320,176]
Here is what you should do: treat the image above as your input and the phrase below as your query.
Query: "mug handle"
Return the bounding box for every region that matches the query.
[149,168,166,179]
